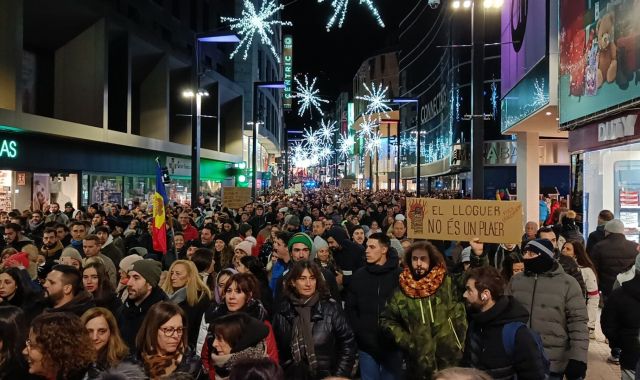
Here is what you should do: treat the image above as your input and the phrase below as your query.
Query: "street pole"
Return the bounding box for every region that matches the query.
[416,104,421,197]
[396,131,400,191]
[471,1,485,199]
[387,122,391,190]
[190,39,201,209]
[251,84,258,200]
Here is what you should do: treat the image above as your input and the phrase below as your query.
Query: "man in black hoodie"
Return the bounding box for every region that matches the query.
[346,233,402,379]
[463,266,548,379]
[325,226,365,290]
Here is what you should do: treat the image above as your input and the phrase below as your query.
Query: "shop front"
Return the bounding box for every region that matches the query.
[569,112,640,243]
[0,132,232,211]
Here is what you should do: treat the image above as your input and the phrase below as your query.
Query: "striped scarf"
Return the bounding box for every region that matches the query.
[289,293,320,375]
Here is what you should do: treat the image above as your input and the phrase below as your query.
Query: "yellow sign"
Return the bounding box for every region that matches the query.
[406,198,523,244]
[222,187,252,209]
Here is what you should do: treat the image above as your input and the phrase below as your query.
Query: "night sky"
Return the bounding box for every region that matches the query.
[281,0,420,130]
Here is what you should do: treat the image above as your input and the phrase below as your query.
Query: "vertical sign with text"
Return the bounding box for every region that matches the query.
[283,35,293,110]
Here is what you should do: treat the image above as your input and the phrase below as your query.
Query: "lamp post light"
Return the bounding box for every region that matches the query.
[189,31,239,208]
[451,0,502,199]
[390,97,420,196]
[252,81,285,200]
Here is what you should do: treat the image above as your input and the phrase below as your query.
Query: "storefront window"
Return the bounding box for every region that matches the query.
[582,142,640,242]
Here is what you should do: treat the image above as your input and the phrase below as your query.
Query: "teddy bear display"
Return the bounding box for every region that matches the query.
[596,12,618,88]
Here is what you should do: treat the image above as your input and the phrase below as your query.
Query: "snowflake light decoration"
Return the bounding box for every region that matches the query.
[294,75,329,117]
[365,131,382,156]
[221,0,292,63]
[319,119,337,142]
[337,133,355,158]
[356,82,392,119]
[357,114,378,140]
[319,0,385,31]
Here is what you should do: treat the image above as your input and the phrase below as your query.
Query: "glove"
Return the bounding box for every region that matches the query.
[564,359,587,380]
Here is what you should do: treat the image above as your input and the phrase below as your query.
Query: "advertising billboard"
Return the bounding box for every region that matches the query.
[283,35,293,110]
[559,0,640,124]
[501,0,547,96]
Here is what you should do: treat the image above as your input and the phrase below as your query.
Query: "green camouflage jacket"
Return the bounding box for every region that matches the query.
[380,272,467,379]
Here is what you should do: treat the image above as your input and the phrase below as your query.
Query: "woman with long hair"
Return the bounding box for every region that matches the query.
[23,312,98,380]
[272,260,357,379]
[561,240,600,338]
[80,307,130,370]
[0,305,29,378]
[200,273,279,380]
[214,237,235,272]
[209,313,271,379]
[135,301,200,379]
[83,262,122,315]
[0,267,43,322]
[160,259,212,349]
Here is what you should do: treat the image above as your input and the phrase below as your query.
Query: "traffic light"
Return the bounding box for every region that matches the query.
[225,162,248,187]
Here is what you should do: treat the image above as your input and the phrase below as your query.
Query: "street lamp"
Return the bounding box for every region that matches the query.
[189,31,239,208]
[390,97,420,196]
[252,81,285,200]
[452,0,502,199]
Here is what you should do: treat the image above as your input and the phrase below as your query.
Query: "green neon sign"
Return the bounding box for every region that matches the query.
[0,140,17,158]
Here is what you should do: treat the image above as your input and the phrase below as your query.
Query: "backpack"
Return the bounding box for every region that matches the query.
[502,321,551,378]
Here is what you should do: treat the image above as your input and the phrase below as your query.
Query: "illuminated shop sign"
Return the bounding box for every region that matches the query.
[283,35,293,110]
[0,140,17,158]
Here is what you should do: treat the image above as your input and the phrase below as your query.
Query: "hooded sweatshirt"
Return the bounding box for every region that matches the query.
[324,227,365,288]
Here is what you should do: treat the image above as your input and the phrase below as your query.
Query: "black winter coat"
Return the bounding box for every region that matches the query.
[272,297,357,379]
[586,225,606,254]
[463,296,548,380]
[346,255,401,359]
[324,227,365,289]
[119,286,168,349]
[591,233,638,296]
[601,275,640,370]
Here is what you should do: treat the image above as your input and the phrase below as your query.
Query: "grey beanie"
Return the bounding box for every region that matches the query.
[605,219,625,234]
[129,259,162,287]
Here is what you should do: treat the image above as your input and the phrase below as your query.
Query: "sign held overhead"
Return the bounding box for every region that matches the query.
[406,198,523,244]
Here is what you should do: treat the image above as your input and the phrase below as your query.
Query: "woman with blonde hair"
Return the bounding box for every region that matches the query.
[161,259,212,349]
[80,307,131,370]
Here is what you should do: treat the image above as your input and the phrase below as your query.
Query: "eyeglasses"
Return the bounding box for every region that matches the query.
[159,327,184,337]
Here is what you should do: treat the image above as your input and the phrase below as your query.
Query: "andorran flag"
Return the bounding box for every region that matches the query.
[152,164,168,254]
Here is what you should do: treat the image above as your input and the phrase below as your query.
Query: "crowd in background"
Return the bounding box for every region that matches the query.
[0,187,638,380]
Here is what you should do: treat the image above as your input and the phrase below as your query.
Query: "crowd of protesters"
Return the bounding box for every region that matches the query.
[0,188,638,380]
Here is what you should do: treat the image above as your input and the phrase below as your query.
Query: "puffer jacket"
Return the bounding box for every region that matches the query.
[346,254,401,359]
[463,296,548,380]
[591,233,639,296]
[601,274,640,370]
[272,297,357,379]
[508,263,588,374]
[380,272,467,379]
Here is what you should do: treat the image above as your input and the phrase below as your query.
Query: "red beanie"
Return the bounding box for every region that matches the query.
[4,252,30,269]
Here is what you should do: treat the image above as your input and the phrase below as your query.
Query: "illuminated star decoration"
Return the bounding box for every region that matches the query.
[338,133,355,159]
[365,131,382,156]
[220,0,292,63]
[319,119,337,141]
[294,75,329,117]
[318,0,385,31]
[357,114,378,139]
[356,82,392,120]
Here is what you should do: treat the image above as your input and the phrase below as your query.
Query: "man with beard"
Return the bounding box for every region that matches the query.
[55,223,71,247]
[45,202,69,226]
[26,210,45,241]
[509,239,588,380]
[462,266,548,379]
[88,210,106,234]
[4,222,33,251]
[380,241,467,380]
[325,227,365,290]
[347,233,402,379]
[95,226,123,268]
[43,264,95,316]
[118,259,166,349]
[41,227,64,269]
[199,224,215,250]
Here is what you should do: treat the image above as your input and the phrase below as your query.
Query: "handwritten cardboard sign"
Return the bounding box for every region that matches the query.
[406,198,523,243]
[222,187,252,209]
